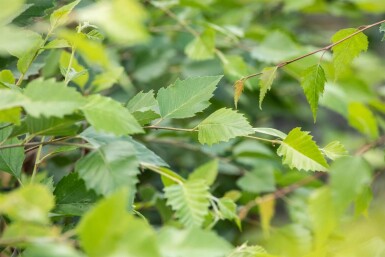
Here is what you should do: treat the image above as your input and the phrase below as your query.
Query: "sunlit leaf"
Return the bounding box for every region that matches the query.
[185,28,216,60]
[322,140,348,160]
[259,195,275,236]
[277,127,329,172]
[50,0,81,29]
[197,108,254,145]
[188,159,218,186]
[348,102,378,139]
[259,66,278,109]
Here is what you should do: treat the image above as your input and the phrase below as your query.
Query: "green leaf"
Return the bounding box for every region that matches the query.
[78,0,149,45]
[197,108,254,145]
[348,102,378,139]
[145,165,185,187]
[308,187,337,248]
[24,115,81,136]
[226,244,268,257]
[164,179,211,227]
[259,196,275,236]
[277,127,329,172]
[17,38,43,74]
[236,165,276,194]
[77,189,161,257]
[259,66,278,109]
[0,126,25,179]
[0,27,41,57]
[60,50,88,87]
[185,28,216,60]
[354,186,372,217]
[300,64,327,122]
[23,79,85,118]
[157,227,232,257]
[80,127,168,167]
[75,141,139,196]
[0,184,54,224]
[217,198,240,227]
[23,243,86,257]
[188,159,218,186]
[330,156,372,215]
[253,127,287,139]
[157,76,222,119]
[127,90,160,125]
[380,23,385,41]
[0,108,21,125]
[0,0,25,25]
[50,0,81,29]
[44,39,71,49]
[127,90,158,113]
[322,140,348,160]
[53,173,99,216]
[81,95,143,136]
[331,28,368,77]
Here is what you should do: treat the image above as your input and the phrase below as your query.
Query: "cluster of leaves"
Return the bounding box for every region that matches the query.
[0,0,385,257]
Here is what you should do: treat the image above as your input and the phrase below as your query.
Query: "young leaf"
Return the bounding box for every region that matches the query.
[60,50,88,87]
[277,127,329,172]
[322,141,348,160]
[329,156,372,215]
[236,165,276,194]
[253,127,287,139]
[157,76,222,119]
[75,141,139,196]
[185,28,216,60]
[331,28,368,77]
[197,108,254,145]
[217,198,240,228]
[188,159,218,186]
[127,90,160,125]
[23,79,85,118]
[81,95,143,136]
[348,102,378,139]
[233,79,244,109]
[23,243,85,257]
[50,0,81,29]
[0,126,25,179]
[301,64,327,122]
[226,244,267,257]
[259,66,278,109]
[0,184,54,224]
[164,179,211,227]
[157,227,232,257]
[77,189,161,257]
[259,195,275,236]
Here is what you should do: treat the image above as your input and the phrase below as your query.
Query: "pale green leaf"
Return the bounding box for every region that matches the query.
[227,244,267,257]
[144,165,185,187]
[126,90,158,113]
[0,108,21,125]
[253,127,287,139]
[44,39,71,49]
[91,66,123,92]
[185,28,216,60]
[77,189,161,257]
[308,187,337,248]
[60,51,88,87]
[79,127,168,167]
[157,76,222,119]
[78,0,149,45]
[0,70,15,85]
[354,186,372,217]
[380,23,385,41]
[197,108,254,145]
[2,222,59,245]
[23,243,86,257]
[0,27,41,57]
[277,127,329,172]
[259,196,275,236]
[348,102,378,139]
[50,0,81,29]
[330,156,372,215]
[75,141,139,196]
[331,28,368,77]
[0,0,25,25]
[0,89,29,110]
[301,64,327,122]
[0,126,25,179]
[164,179,211,227]
[24,115,81,136]
[217,198,240,227]
[236,165,276,194]
[81,95,143,136]
[251,31,303,63]
[259,66,278,109]
[322,140,348,160]
[157,227,232,257]
[23,79,85,118]
[0,184,54,224]
[188,159,218,186]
